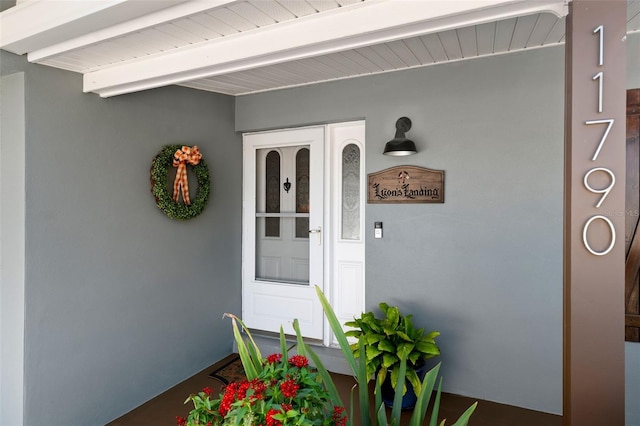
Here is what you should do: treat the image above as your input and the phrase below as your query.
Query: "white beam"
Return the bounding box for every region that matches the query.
[0,0,191,54]
[27,0,239,63]
[83,0,567,97]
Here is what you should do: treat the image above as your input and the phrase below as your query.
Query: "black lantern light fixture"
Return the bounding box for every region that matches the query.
[383,116,417,156]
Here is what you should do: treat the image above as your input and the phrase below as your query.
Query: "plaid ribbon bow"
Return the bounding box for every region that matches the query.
[172,145,202,205]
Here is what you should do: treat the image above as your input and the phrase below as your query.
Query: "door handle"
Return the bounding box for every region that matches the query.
[309,226,322,245]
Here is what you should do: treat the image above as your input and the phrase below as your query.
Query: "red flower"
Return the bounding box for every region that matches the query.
[237,380,250,400]
[266,408,283,426]
[203,386,213,396]
[175,416,186,426]
[288,355,309,368]
[281,403,293,412]
[332,405,347,426]
[280,378,300,398]
[219,382,238,417]
[249,379,267,403]
[266,353,282,364]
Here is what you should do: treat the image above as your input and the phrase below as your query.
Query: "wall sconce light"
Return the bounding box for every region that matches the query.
[383,117,417,156]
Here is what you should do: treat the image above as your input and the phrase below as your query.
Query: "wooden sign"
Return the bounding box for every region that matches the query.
[368,166,444,203]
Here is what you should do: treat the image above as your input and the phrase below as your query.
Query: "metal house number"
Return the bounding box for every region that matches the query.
[582,24,617,256]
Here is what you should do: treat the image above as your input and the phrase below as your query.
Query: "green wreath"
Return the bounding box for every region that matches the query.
[150,144,210,220]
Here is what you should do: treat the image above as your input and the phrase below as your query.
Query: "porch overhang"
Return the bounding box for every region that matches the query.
[0,0,572,97]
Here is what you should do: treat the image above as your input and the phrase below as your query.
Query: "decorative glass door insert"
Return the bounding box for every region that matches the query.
[255,146,310,284]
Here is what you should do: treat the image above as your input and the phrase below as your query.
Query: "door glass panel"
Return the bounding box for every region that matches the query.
[296,148,310,239]
[341,143,360,240]
[255,146,310,285]
[265,150,281,237]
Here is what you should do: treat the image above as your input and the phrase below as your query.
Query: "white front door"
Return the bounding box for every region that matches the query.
[242,126,325,339]
[242,122,366,342]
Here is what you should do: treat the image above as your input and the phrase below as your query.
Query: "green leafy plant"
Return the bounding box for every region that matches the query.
[177,315,346,426]
[314,286,477,426]
[345,303,440,398]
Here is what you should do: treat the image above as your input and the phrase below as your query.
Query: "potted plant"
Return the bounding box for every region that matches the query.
[180,289,476,426]
[344,303,440,409]
[315,286,476,425]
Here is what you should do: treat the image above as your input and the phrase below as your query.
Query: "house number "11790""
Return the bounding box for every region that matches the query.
[582,24,616,256]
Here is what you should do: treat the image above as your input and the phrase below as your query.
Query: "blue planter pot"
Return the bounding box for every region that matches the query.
[380,361,430,410]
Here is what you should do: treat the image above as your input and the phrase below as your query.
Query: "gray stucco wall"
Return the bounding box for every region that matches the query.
[236,46,566,414]
[0,51,242,425]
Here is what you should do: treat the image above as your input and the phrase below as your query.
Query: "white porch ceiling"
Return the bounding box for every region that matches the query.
[1,0,638,97]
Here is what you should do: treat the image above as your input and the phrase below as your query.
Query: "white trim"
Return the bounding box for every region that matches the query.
[1,72,26,426]
[322,126,333,347]
[0,0,181,54]
[26,0,238,63]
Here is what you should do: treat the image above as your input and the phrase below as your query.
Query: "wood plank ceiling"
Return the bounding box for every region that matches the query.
[1,0,639,97]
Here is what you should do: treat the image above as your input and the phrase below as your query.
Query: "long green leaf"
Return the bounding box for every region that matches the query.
[428,378,443,426]
[315,286,359,375]
[293,319,307,357]
[227,314,261,357]
[226,314,258,380]
[349,383,356,426]
[374,373,384,426]
[224,313,262,376]
[305,345,344,407]
[292,319,345,414]
[279,326,288,359]
[409,363,440,426]
[390,353,407,423]
[376,402,388,426]
[245,339,262,375]
[450,402,478,426]
[358,338,372,426]
[315,286,370,425]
